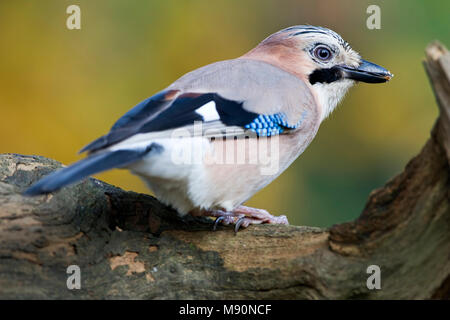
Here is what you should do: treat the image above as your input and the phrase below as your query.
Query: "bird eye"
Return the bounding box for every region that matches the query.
[313,46,332,61]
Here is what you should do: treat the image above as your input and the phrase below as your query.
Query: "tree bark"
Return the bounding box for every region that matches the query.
[0,42,449,300]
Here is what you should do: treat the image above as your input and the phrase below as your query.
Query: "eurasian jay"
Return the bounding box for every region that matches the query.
[25,25,392,231]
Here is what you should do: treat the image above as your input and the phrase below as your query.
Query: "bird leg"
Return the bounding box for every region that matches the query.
[200,205,289,232]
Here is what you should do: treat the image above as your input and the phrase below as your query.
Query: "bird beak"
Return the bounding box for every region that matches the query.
[339,59,393,83]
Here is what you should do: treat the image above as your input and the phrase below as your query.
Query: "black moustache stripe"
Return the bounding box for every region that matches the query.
[309,67,344,85]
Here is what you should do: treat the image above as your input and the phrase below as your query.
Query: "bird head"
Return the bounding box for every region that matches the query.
[243,25,393,120]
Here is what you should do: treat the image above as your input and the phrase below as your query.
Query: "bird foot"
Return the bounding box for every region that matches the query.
[204,205,289,232]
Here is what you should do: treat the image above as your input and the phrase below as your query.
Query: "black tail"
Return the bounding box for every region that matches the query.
[24,144,159,196]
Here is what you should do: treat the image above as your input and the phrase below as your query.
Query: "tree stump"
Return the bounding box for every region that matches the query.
[0,42,449,299]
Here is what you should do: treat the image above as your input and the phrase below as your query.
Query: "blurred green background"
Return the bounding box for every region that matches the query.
[0,0,448,227]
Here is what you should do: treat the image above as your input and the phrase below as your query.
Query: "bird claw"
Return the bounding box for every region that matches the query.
[209,205,289,232]
[234,217,246,233]
[212,215,252,233]
[213,216,225,231]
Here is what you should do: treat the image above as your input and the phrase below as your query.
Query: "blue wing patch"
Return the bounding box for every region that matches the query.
[244,110,307,137]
